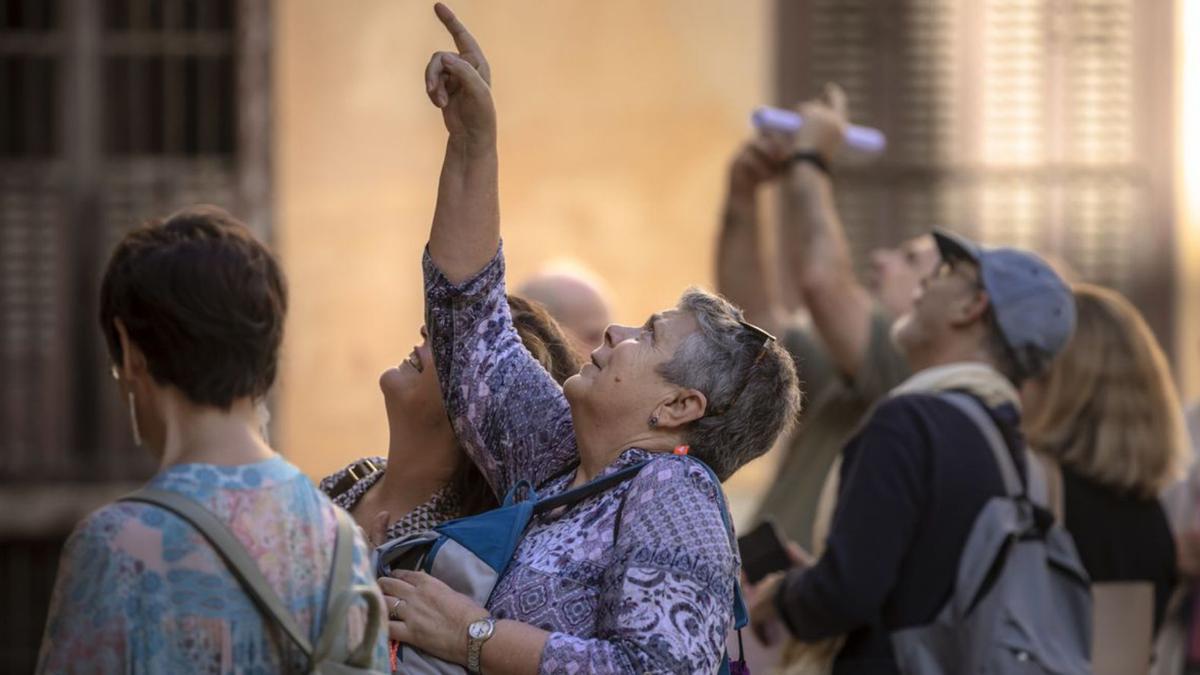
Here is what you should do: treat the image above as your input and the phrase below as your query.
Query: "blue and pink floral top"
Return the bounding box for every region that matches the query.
[36,455,389,674]
[425,246,739,674]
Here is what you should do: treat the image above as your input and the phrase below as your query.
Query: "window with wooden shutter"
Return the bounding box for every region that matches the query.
[1,0,270,484]
[0,0,72,482]
[0,0,270,667]
[776,0,1173,346]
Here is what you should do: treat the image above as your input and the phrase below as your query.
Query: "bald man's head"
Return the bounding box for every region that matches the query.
[517,268,612,356]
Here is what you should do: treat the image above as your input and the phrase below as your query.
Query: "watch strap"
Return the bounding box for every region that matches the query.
[789,150,831,176]
[467,617,495,673]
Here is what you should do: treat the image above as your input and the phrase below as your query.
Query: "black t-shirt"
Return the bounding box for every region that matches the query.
[776,392,1025,675]
[1061,466,1177,632]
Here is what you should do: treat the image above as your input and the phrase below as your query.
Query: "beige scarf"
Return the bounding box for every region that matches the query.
[777,362,1019,675]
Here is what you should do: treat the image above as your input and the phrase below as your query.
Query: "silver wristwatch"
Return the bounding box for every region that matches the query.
[466,616,496,673]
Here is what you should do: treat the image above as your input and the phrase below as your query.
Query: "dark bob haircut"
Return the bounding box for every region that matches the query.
[99,205,287,410]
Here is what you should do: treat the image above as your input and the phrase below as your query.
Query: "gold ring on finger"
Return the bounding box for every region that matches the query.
[388,598,404,620]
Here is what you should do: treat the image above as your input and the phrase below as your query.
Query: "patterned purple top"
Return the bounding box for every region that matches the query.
[424,246,738,674]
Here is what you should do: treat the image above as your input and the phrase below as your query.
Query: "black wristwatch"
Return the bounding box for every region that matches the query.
[789,150,831,177]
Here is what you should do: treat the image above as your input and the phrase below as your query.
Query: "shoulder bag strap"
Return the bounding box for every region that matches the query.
[532,459,651,514]
[1030,451,1065,520]
[680,456,749,630]
[120,488,315,658]
[312,507,384,668]
[1023,448,1052,509]
[326,458,381,501]
[938,391,1023,497]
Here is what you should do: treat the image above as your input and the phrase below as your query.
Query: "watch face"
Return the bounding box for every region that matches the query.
[469,620,491,639]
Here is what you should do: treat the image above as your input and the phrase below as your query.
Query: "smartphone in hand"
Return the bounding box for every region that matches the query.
[737,519,793,584]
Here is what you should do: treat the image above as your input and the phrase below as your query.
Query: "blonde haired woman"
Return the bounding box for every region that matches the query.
[1025,283,1188,633]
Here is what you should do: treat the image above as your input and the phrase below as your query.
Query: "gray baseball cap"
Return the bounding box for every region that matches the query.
[932,229,1076,378]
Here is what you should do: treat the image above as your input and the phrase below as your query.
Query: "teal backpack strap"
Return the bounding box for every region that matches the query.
[678,456,749,674]
[120,489,316,659]
[501,479,536,506]
[532,460,651,514]
[733,580,749,630]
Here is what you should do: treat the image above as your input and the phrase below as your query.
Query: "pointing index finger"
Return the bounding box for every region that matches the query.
[434,3,482,60]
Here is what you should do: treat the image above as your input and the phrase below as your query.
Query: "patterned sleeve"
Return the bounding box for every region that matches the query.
[37,505,159,673]
[423,244,578,496]
[538,456,738,674]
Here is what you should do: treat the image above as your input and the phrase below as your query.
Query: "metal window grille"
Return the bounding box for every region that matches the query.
[0,0,270,670]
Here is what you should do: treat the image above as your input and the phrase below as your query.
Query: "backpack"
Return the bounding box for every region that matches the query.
[374,456,750,675]
[888,391,1093,675]
[120,489,387,674]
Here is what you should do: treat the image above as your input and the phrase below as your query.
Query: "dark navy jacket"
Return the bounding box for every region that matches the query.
[775,392,1025,675]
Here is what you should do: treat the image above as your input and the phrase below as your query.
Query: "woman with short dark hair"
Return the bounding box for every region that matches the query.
[37,206,388,673]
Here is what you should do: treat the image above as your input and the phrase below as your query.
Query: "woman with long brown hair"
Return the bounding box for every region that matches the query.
[1025,283,1189,631]
[318,295,580,545]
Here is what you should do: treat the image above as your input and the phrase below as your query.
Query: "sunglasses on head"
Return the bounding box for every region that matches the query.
[705,320,776,418]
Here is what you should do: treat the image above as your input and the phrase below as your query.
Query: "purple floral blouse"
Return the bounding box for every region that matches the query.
[424,245,738,674]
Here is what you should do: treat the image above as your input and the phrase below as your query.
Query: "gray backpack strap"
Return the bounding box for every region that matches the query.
[938,392,1023,497]
[311,507,384,668]
[121,488,315,658]
[1024,449,1051,508]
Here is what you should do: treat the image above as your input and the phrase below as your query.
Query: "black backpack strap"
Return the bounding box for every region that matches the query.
[120,489,316,660]
[536,459,581,492]
[533,460,650,514]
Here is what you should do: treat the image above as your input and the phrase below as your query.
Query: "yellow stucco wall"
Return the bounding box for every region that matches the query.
[275,1,774,505]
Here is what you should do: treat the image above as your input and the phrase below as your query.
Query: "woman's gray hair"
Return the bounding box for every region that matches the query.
[657,288,802,481]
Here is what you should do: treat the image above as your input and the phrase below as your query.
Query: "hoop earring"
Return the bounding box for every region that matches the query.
[128,391,143,447]
[256,400,271,444]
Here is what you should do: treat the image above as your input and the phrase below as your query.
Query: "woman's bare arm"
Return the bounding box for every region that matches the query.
[424,3,499,285]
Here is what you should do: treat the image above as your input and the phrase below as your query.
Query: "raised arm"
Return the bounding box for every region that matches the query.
[780,85,875,378]
[425,2,499,284]
[421,5,577,495]
[715,136,791,336]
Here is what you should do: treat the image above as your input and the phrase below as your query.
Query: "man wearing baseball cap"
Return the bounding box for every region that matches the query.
[750,229,1076,674]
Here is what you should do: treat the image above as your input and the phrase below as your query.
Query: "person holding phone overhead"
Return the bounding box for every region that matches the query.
[374,5,802,674]
[717,86,934,553]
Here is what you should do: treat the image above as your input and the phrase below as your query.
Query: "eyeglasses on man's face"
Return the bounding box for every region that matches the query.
[932,258,983,289]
